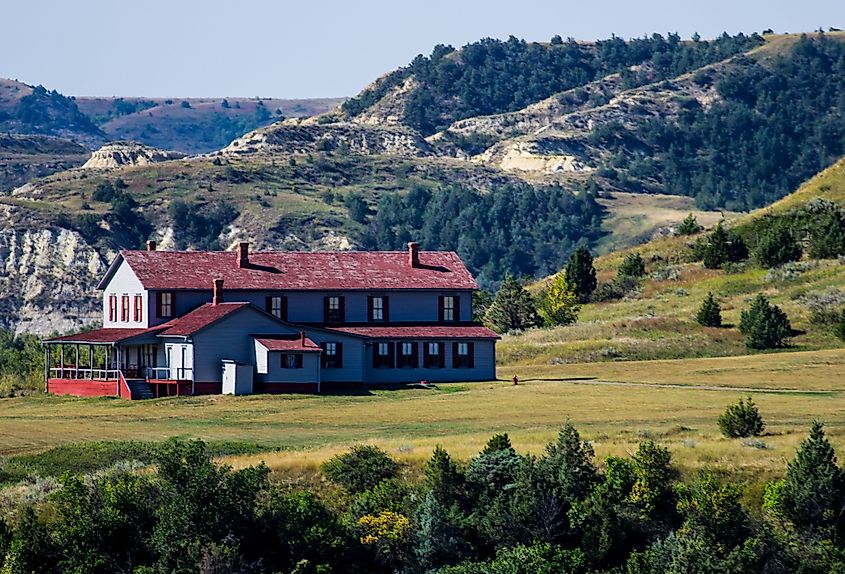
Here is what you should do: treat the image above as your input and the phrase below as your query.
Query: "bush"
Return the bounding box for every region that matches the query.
[808,211,845,259]
[754,221,802,268]
[701,223,748,269]
[739,294,792,349]
[321,445,399,494]
[677,213,702,235]
[618,252,646,279]
[696,292,722,327]
[834,309,845,342]
[718,397,765,438]
[590,276,640,302]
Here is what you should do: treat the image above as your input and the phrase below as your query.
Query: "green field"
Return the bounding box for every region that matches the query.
[1,350,843,494]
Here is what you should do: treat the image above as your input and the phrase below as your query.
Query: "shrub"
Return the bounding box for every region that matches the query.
[677,213,702,235]
[718,397,765,438]
[808,211,845,259]
[696,292,722,327]
[618,252,646,279]
[739,294,792,349]
[700,222,748,269]
[754,221,802,268]
[590,276,640,303]
[320,445,399,494]
[834,309,845,342]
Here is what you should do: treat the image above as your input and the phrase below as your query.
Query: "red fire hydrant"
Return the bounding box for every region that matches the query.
[512,375,519,386]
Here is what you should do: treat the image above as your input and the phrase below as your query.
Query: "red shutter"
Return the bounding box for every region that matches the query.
[438,296,444,322]
[388,342,395,368]
[108,295,115,322]
[367,296,373,322]
[295,354,303,369]
[323,297,330,322]
[468,342,475,368]
[134,295,142,322]
[338,297,346,323]
[452,343,459,368]
[411,342,419,368]
[320,343,327,368]
[372,342,380,367]
[423,343,430,368]
[383,296,390,322]
[155,292,162,318]
[336,342,343,368]
[438,343,446,368]
[281,296,288,321]
[170,292,176,317]
[265,296,273,314]
[453,296,461,322]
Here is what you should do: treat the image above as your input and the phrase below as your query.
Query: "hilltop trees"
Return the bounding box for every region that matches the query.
[565,245,597,303]
[485,275,541,332]
[739,294,792,349]
[696,292,723,328]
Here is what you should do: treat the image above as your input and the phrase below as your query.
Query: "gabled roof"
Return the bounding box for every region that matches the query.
[254,334,322,353]
[106,249,477,291]
[157,302,251,337]
[43,326,166,344]
[325,325,501,340]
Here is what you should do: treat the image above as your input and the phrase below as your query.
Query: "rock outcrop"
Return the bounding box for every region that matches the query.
[81,141,186,169]
[222,119,432,157]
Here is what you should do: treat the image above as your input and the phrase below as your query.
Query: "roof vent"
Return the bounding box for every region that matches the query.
[146,240,156,252]
[237,242,249,268]
[212,278,224,305]
[408,242,420,268]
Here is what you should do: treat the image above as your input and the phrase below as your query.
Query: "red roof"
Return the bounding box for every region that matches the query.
[158,303,250,336]
[43,327,164,344]
[112,250,477,291]
[254,334,321,352]
[325,325,500,339]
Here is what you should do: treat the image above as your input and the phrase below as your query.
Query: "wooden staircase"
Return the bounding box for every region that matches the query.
[125,379,155,400]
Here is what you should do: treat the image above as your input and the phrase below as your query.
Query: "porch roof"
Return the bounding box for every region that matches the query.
[43,326,166,345]
[254,334,322,353]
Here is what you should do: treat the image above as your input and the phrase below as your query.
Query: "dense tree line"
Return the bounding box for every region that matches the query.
[2,85,104,139]
[622,33,845,210]
[343,33,763,135]
[364,183,604,288]
[1,421,844,573]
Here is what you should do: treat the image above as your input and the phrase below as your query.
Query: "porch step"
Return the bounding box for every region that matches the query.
[126,379,155,400]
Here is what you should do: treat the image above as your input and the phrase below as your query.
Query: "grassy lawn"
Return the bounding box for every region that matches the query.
[1,350,843,492]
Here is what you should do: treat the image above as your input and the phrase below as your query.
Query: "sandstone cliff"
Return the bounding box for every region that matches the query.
[81,141,186,169]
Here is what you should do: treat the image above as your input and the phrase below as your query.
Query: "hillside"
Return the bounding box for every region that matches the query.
[75,96,345,154]
[501,158,845,367]
[0,134,91,192]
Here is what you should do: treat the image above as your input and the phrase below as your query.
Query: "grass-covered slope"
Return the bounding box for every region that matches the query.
[501,159,845,366]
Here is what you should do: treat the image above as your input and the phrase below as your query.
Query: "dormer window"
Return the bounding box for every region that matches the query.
[324,296,344,323]
[156,292,174,318]
[368,296,389,322]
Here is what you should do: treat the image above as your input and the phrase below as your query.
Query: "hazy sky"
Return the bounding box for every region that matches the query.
[2,0,842,99]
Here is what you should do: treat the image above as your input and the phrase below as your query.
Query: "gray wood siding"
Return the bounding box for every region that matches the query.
[255,349,321,385]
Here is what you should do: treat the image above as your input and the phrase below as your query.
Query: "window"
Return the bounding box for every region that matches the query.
[373,341,393,368]
[369,296,388,322]
[439,295,459,322]
[453,342,474,368]
[266,295,287,320]
[121,294,130,322]
[157,292,174,318]
[424,342,445,368]
[133,295,143,322]
[108,294,117,322]
[321,342,343,368]
[325,296,344,323]
[281,353,303,369]
[398,342,418,368]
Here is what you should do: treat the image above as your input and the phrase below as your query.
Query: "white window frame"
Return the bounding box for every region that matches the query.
[160,292,173,318]
[270,296,284,319]
[428,342,440,356]
[443,296,455,321]
[372,296,384,321]
[458,342,468,356]
[401,342,413,356]
[378,342,390,356]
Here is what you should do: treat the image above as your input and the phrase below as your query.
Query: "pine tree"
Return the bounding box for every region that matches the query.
[678,213,702,235]
[413,492,468,572]
[565,245,597,303]
[618,252,646,279]
[717,397,764,438]
[767,421,845,534]
[754,222,802,268]
[424,446,465,508]
[739,294,792,349]
[702,223,747,269]
[835,309,845,342]
[808,212,845,259]
[538,272,579,326]
[482,433,515,455]
[485,275,541,333]
[696,292,722,327]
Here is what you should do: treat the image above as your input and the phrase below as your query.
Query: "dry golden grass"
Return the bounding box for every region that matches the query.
[1,350,843,484]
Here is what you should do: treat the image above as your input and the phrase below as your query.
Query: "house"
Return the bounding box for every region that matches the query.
[43,241,499,398]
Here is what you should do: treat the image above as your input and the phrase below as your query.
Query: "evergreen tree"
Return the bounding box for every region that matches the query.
[413,492,469,572]
[565,246,597,303]
[425,446,465,508]
[717,397,765,438]
[835,309,845,343]
[618,252,646,279]
[538,272,579,327]
[695,292,722,327]
[808,211,845,259]
[754,222,802,268]
[482,433,515,455]
[701,223,748,269]
[678,213,702,235]
[766,421,845,536]
[485,275,541,332]
[739,294,792,349]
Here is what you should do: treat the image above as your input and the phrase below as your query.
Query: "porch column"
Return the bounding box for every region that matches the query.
[44,345,50,393]
[75,345,80,380]
[59,345,64,379]
[89,345,94,379]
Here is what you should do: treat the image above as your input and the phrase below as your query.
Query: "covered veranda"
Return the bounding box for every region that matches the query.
[42,327,164,399]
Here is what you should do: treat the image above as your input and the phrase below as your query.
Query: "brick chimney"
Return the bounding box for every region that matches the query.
[408,242,420,268]
[146,240,156,252]
[212,278,224,305]
[300,331,306,346]
[237,242,249,268]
